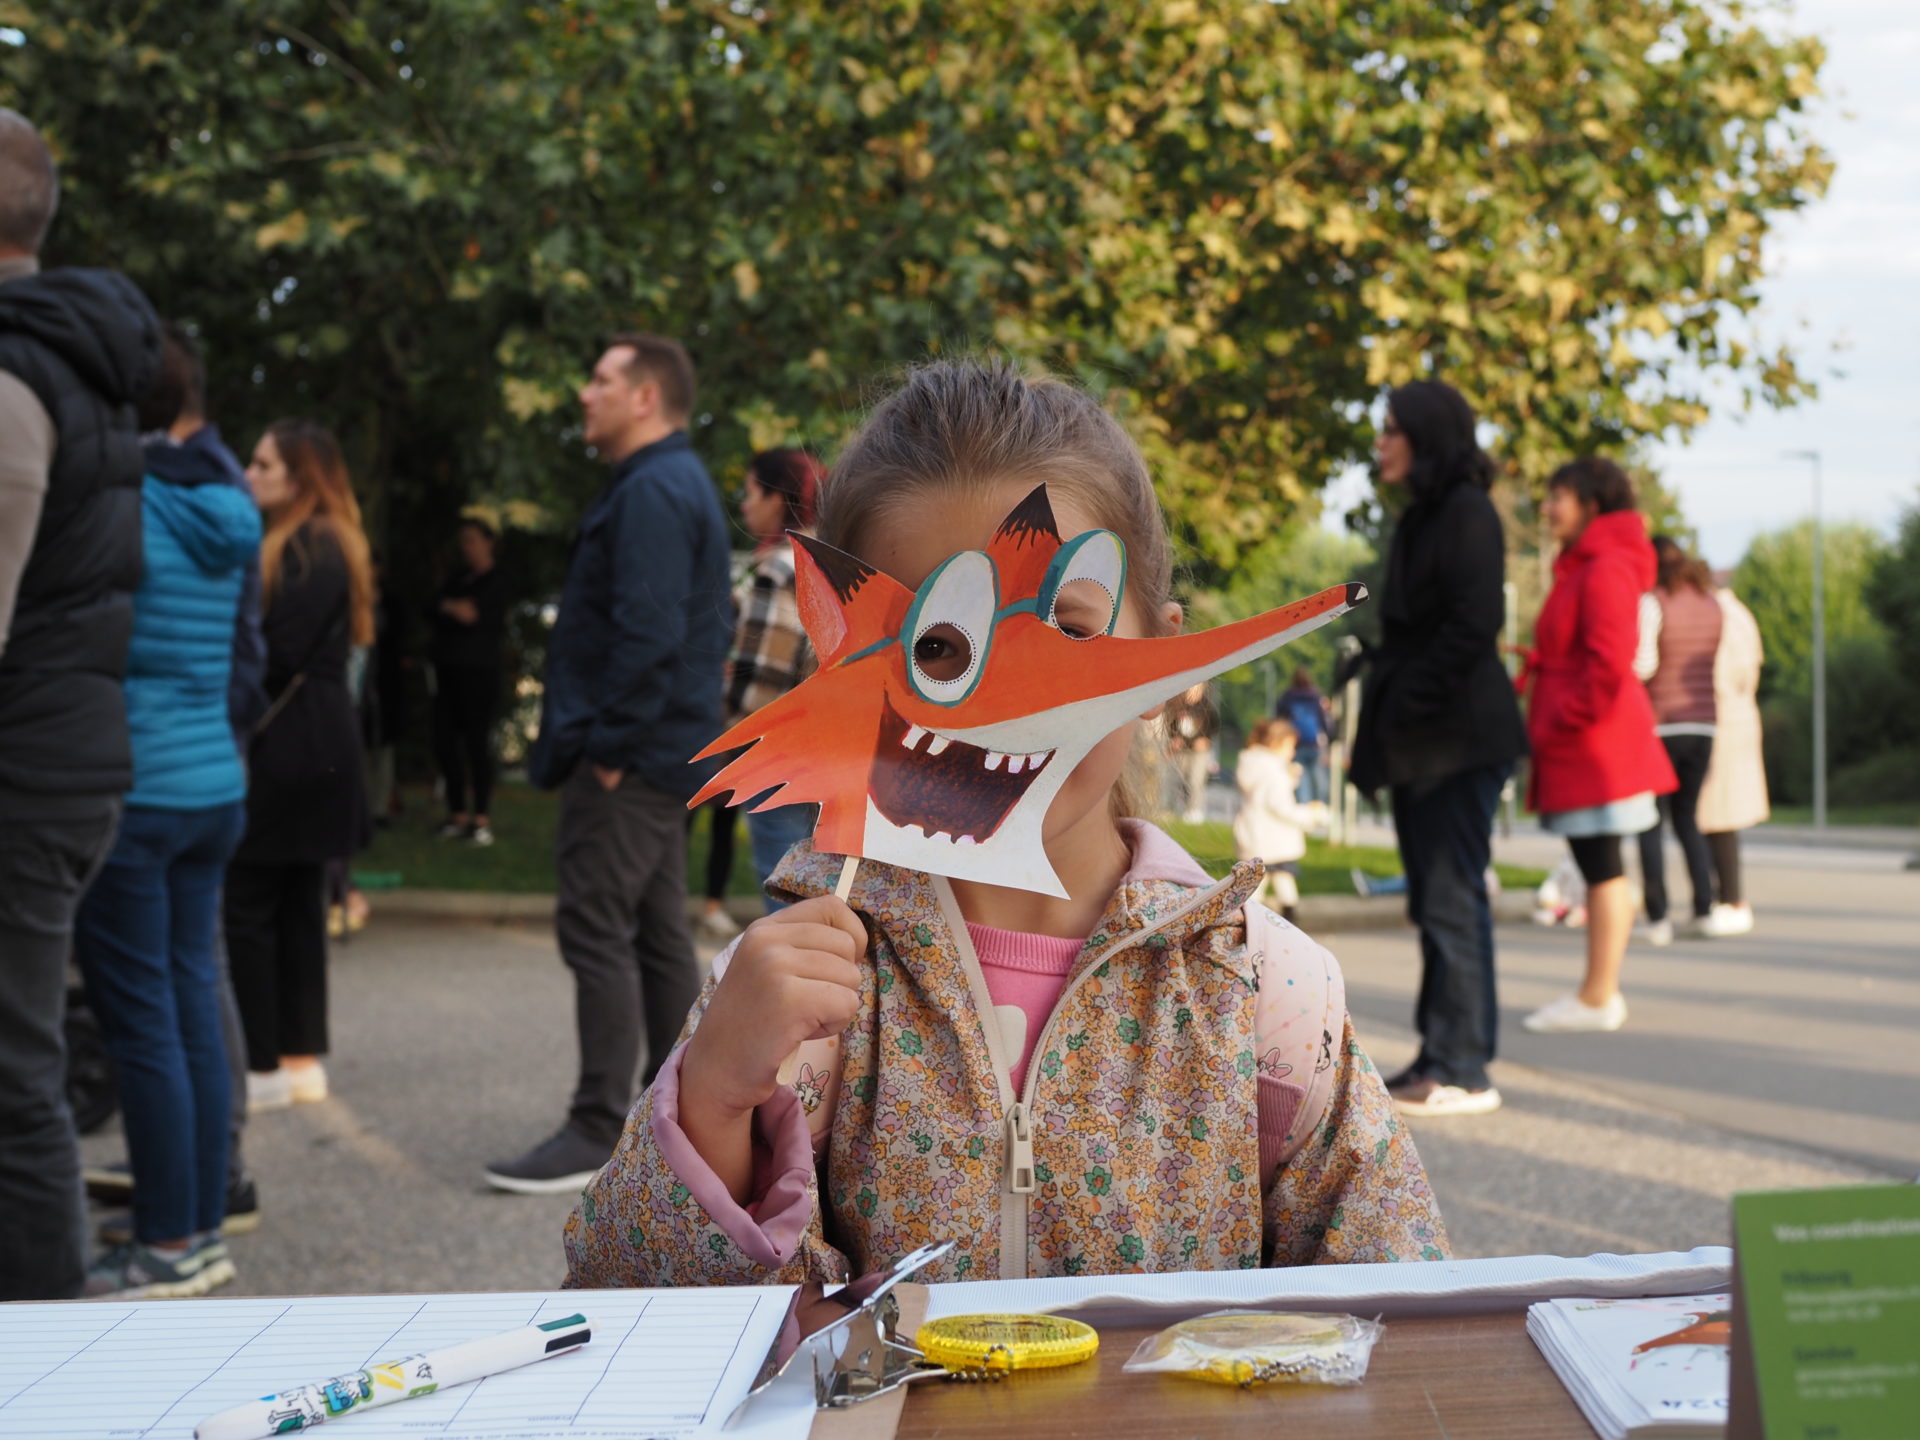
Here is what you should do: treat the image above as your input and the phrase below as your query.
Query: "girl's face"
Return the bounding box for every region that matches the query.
[859,479,1180,852]
[247,434,296,511]
[1375,410,1413,486]
[740,474,787,544]
[1543,483,1597,544]
[458,524,495,571]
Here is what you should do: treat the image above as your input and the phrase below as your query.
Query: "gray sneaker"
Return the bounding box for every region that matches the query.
[483,1129,611,1195]
[84,1240,219,1299]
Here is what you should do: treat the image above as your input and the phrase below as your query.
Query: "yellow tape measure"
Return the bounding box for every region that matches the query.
[915,1314,1100,1373]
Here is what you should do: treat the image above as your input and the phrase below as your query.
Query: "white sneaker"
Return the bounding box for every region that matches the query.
[1522,992,1628,1033]
[286,1062,328,1104]
[1699,903,1754,937]
[246,1069,292,1112]
[1638,919,1674,947]
[696,908,741,939]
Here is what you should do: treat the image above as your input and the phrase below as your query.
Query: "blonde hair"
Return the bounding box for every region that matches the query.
[1248,717,1297,750]
[258,419,375,646]
[820,358,1175,816]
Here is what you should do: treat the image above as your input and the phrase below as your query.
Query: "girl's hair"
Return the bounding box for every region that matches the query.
[1546,455,1636,515]
[1385,380,1494,499]
[259,418,376,646]
[1288,664,1317,691]
[819,357,1176,817]
[458,515,498,544]
[1249,716,1297,749]
[1652,533,1713,594]
[749,447,825,534]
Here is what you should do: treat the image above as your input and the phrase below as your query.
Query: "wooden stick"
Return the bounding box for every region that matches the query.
[775,856,862,1086]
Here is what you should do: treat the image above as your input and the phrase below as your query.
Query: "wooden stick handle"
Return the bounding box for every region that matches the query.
[775,856,861,1086]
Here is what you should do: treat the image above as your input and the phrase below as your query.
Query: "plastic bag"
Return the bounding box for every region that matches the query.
[1121,1310,1383,1387]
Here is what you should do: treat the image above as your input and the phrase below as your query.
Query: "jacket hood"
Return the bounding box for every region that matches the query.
[0,268,159,405]
[144,434,234,488]
[1558,509,1654,589]
[145,474,261,575]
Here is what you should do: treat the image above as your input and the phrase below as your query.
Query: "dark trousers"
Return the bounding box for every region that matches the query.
[0,788,121,1300]
[433,665,500,817]
[556,765,701,1147]
[212,916,250,1180]
[1708,830,1743,907]
[73,803,245,1242]
[1638,734,1715,922]
[1391,764,1507,1091]
[687,794,738,905]
[223,860,330,1071]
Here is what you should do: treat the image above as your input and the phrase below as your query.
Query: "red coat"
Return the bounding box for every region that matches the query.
[1521,510,1677,814]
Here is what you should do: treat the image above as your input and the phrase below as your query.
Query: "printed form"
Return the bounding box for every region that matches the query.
[0,1288,812,1440]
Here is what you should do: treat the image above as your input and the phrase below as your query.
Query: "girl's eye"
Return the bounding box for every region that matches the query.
[913,624,971,680]
[1042,531,1125,640]
[906,549,996,703]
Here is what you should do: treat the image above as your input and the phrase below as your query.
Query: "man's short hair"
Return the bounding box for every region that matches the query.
[0,109,59,255]
[137,322,205,433]
[607,332,696,425]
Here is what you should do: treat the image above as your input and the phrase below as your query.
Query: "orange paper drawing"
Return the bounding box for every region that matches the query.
[693,485,1365,897]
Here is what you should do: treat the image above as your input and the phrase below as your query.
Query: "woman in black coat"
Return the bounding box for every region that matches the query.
[1350,380,1527,1117]
[225,420,373,1112]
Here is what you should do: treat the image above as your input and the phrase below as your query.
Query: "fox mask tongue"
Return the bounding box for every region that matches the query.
[693,484,1366,897]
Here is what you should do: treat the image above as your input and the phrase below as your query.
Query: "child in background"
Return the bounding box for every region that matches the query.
[564,359,1447,1288]
[1233,717,1327,920]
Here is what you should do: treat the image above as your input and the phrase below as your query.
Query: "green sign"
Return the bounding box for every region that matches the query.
[1732,1183,1920,1438]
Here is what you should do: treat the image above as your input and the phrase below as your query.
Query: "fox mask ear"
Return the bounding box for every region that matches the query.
[985,484,1063,601]
[792,532,912,667]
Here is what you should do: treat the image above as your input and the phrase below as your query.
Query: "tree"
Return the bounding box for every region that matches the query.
[1732,521,1889,703]
[4,0,1830,571]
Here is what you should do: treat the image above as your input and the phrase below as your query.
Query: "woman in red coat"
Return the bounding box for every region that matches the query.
[1518,457,1676,1033]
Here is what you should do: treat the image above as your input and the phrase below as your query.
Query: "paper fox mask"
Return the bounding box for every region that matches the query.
[693,484,1365,897]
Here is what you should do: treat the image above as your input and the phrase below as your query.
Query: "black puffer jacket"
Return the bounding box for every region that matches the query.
[0,268,158,794]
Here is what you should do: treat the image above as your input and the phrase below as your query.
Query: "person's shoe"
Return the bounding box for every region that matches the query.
[247,1068,293,1113]
[286,1061,328,1104]
[327,903,347,939]
[83,1161,134,1205]
[1522,992,1628,1033]
[468,822,495,848]
[1699,902,1754,937]
[190,1234,236,1292]
[1389,1075,1503,1116]
[223,1173,262,1235]
[484,1129,612,1195]
[697,907,742,940]
[83,1240,217,1299]
[436,819,469,840]
[1637,918,1674,947]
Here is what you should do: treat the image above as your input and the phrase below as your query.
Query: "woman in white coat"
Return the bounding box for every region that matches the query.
[1695,587,1768,934]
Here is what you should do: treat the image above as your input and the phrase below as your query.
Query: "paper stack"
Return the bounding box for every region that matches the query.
[1526,1294,1731,1439]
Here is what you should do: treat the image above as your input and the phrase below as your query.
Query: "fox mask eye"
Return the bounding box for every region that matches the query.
[905,549,996,704]
[1039,529,1125,639]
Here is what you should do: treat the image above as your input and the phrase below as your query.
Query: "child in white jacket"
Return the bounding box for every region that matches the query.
[1234,718,1327,917]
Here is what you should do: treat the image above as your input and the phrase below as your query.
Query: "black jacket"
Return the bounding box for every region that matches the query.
[0,268,158,794]
[1350,482,1527,794]
[429,565,508,671]
[235,522,368,864]
[527,432,732,799]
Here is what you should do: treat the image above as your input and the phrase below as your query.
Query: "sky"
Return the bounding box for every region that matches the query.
[1325,0,1920,569]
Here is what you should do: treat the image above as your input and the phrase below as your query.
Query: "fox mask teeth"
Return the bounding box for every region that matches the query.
[692,483,1367,898]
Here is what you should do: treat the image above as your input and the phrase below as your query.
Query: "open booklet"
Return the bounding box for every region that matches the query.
[1527,1294,1731,1440]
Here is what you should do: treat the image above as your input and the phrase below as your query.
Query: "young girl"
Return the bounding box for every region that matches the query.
[1233,717,1326,919]
[564,361,1447,1286]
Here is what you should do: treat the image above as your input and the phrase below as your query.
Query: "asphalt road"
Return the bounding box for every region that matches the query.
[79,839,1906,1297]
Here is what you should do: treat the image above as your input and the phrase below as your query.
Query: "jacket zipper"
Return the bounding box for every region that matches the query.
[935,872,1247,1280]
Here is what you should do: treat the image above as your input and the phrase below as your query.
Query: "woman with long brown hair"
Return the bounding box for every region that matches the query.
[223,419,374,1112]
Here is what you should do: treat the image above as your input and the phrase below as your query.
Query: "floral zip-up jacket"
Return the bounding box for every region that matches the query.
[564,824,1448,1287]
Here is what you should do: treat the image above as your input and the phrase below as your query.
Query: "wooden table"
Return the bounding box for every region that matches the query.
[895,1311,1596,1440]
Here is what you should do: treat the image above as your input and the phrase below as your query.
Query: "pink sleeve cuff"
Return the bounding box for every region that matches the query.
[648,1047,819,1269]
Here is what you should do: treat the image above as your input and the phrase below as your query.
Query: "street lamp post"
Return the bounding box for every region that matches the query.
[1783,449,1825,830]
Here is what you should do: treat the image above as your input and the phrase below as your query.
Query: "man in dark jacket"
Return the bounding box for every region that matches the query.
[0,109,159,1299]
[486,334,731,1193]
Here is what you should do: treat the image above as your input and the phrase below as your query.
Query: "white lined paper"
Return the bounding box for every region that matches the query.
[0,1288,805,1440]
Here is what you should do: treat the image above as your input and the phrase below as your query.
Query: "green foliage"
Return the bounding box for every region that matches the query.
[1867,493,1920,691]
[5,0,1830,574]
[1732,521,1890,702]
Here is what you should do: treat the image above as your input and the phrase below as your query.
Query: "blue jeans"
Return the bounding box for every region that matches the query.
[1295,745,1329,804]
[1390,765,1508,1091]
[74,802,246,1243]
[746,802,816,913]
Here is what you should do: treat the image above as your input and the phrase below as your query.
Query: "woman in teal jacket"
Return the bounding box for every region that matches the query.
[72,376,261,1300]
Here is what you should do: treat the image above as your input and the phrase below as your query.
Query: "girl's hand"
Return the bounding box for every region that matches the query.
[680,896,867,1123]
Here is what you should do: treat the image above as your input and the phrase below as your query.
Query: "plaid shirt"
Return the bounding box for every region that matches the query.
[726,542,813,723]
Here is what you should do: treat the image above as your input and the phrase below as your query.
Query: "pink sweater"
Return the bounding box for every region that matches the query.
[964,922,1083,1092]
